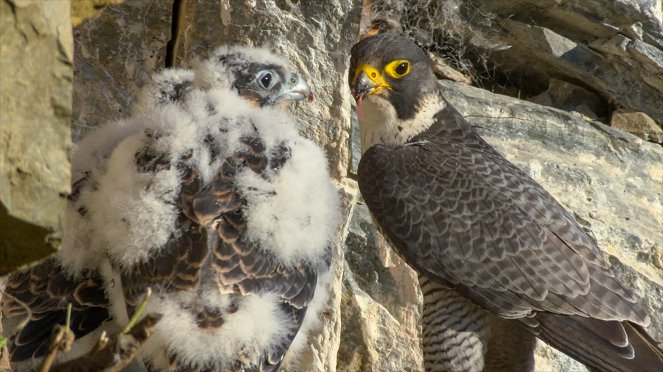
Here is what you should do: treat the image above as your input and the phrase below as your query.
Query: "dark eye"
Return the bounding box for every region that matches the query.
[260,72,273,88]
[386,60,411,78]
[395,62,408,75]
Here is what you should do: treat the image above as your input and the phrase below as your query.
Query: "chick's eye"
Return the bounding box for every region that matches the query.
[259,72,273,88]
[395,62,409,75]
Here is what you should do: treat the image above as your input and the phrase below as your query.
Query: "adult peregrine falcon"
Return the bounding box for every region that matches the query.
[2,46,338,371]
[349,33,663,372]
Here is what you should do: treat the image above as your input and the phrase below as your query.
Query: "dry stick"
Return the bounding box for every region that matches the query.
[107,313,161,372]
[51,287,160,372]
[106,287,155,372]
[39,303,74,372]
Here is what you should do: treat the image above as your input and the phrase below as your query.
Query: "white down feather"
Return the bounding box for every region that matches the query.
[64,64,339,369]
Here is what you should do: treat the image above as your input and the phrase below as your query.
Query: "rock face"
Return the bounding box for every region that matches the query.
[611,109,663,143]
[365,0,663,134]
[3,0,661,370]
[0,0,73,275]
[71,0,126,26]
[73,0,172,142]
[339,202,423,372]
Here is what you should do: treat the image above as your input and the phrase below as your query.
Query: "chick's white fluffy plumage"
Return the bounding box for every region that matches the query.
[4,46,339,371]
[96,49,336,370]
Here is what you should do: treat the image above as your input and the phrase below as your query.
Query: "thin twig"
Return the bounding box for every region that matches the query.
[42,289,157,371]
[122,287,152,334]
[0,344,9,371]
[52,313,162,372]
[38,303,74,372]
[109,313,162,372]
[65,303,72,332]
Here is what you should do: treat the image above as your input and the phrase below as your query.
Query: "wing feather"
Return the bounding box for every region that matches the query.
[357,105,649,325]
[119,124,320,370]
[2,259,110,361]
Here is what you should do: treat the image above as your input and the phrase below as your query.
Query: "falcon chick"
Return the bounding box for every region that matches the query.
[349,33,663,372]
[2,46,337,372]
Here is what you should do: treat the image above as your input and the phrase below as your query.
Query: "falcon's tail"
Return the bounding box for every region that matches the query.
[534,313,663,372]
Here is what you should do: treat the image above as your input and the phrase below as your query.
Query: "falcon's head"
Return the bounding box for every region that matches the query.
[196,46,314,107]
[349,34,445,152]
[349,33,441,121]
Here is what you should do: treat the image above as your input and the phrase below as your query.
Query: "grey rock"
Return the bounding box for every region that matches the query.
[495,19,663,125]
[589,34,632,56]
[0,0,73,274]
[339,202,423,372]
[71,0,126,26]
[528,78,606,119]
[611,109,663,143]
[72,0,172,141]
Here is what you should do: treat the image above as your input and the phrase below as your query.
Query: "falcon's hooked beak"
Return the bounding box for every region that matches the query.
[273,73,315,105]
[351,64,391,101]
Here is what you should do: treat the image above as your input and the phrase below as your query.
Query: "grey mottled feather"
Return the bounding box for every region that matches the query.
[419,275,490,372]
[419,275,536,372]
[358,101,662,371]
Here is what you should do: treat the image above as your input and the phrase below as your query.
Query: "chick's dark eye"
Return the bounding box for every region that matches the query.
[260,73,273,88]
[395,62,409,75]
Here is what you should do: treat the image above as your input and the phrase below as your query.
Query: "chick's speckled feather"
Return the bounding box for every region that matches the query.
[2,259,110,362]
[111,90,337,370]
[2,45,337,372]
[85,49,337,371]
[123,121,321,371]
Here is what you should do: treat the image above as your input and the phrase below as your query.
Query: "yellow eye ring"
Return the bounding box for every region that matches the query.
[384,59,411,78]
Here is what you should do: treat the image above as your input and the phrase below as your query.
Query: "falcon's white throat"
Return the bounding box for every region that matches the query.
[358,93,446,153]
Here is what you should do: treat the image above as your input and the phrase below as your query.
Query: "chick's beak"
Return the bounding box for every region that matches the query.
[351,64,389,101]
[275,73,314,104]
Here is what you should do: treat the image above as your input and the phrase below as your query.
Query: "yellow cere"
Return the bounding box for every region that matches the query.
[384,59,411,78]
[352,64,393,92]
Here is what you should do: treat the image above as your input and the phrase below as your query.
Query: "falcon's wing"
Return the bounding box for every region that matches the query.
[123,128,318,370]
[2,258,110,361]
[357,104,649,325]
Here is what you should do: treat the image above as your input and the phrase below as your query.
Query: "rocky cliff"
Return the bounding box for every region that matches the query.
[2,0,661,370]
[0,0,73,275]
